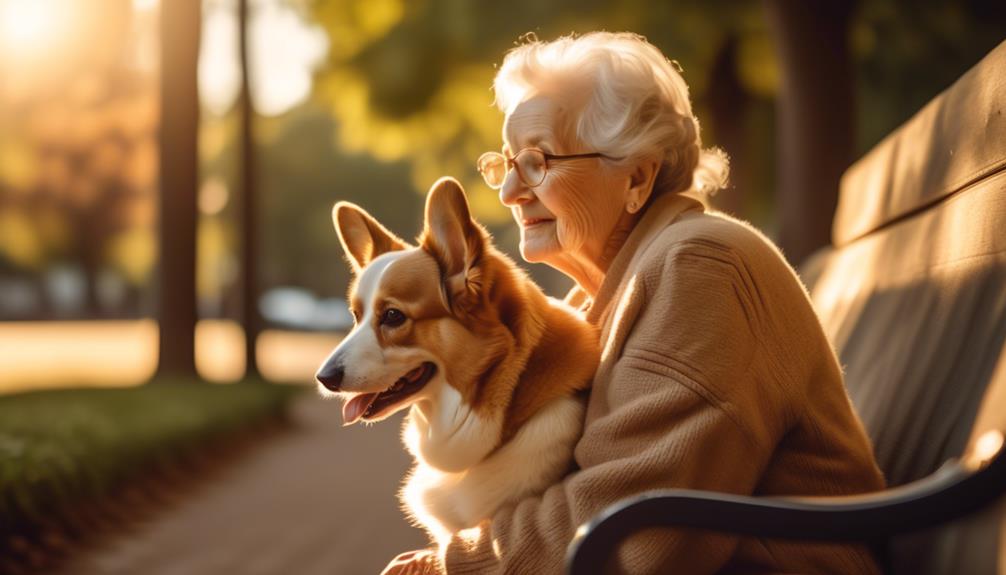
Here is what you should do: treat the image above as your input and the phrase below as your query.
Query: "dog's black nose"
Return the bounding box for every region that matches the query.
[316,363,345,392]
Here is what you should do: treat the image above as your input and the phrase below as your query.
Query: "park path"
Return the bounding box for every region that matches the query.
[48,393,429,575]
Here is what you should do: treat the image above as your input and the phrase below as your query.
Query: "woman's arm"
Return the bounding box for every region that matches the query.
[437,245,785,574]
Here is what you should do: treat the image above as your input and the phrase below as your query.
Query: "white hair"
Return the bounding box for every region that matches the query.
[493,31,729,199]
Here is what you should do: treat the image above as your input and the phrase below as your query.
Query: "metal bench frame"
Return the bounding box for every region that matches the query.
[567,431,1006,574]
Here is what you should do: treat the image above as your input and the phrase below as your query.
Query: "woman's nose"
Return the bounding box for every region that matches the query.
[498,170,532,207]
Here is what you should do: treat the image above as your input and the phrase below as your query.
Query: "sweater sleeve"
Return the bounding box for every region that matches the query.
[441,242,787,574]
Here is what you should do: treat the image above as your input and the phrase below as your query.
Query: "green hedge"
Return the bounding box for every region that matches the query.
[0,379,303,538]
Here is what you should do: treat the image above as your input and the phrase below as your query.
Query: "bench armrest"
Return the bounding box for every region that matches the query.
[566,430,1006,575]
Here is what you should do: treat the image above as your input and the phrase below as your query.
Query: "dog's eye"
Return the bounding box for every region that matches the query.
[381,308,406,327]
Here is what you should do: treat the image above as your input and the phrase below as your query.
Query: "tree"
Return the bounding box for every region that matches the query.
[157,0,200,378]
[764,0,855,265]
[238,0,261,377]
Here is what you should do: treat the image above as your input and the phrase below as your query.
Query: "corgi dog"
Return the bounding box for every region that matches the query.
[315,177,599,545]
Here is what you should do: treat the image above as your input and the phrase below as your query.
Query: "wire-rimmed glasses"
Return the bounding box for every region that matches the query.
[477,148,613,189]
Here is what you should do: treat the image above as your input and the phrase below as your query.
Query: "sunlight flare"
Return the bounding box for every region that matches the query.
[0,0,53,50]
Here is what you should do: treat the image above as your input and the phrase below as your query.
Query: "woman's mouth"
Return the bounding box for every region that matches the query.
[522,217,554,228]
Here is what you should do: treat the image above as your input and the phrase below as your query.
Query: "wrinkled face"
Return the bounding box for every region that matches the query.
[499,93,629,265]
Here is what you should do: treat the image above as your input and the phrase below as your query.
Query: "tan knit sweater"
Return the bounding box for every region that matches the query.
[441,193,885,574]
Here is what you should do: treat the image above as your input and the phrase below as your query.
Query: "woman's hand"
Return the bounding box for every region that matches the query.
[380,549,442,575]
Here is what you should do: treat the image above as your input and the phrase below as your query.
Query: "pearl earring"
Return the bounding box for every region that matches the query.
[627,201,638,213]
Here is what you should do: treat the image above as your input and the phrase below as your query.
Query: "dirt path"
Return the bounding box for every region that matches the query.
[48,394,429,575]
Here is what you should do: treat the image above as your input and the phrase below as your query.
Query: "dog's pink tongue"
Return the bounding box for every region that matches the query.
[342,393,378,426]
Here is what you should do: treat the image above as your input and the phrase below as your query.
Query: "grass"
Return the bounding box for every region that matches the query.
[0,378,304,542]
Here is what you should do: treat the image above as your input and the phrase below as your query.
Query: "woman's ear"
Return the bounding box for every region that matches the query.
[625,157,661,213]
[421,177,488,308]
[333,202,410,273]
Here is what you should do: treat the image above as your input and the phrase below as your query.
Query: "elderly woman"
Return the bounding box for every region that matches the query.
[386,32,884,574]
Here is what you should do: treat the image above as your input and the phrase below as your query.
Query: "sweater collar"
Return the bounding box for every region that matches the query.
[566,193,704,326]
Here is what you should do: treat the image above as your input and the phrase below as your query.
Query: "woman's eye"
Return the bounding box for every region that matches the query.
[381,308,406,327]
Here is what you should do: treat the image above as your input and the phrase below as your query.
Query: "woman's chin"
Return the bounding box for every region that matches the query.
[519,244,548,263]
[519,236,559,264]
[519,224,562,260]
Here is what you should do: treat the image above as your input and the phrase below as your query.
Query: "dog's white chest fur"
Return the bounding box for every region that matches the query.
[400,384,585,544]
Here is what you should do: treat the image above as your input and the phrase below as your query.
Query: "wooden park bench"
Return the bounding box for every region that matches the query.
[568,39,1006,575]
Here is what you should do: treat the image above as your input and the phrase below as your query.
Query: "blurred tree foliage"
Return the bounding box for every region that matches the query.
[852,0,1006,153]
[0,0,156,318]
[0,0,1002,319]
[259,106,423,299]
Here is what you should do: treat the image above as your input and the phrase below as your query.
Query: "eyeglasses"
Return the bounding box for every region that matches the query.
[476,147,614,189]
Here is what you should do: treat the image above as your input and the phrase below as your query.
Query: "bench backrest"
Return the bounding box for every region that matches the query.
[801,39,1006,574]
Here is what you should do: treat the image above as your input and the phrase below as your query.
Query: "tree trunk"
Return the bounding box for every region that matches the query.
[157,0,200,379]
[764,0,855,266]
[238,0,261,378]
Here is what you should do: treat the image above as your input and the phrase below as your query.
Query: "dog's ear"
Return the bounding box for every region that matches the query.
[421,177,488,308]
[333,202,409,273]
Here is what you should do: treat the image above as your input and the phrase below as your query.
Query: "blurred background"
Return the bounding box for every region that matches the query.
[1,0,1004,392]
